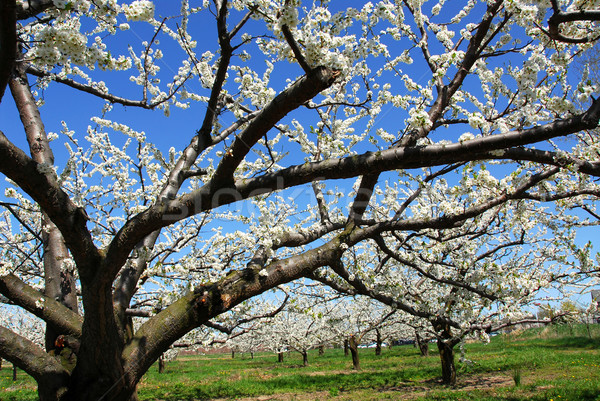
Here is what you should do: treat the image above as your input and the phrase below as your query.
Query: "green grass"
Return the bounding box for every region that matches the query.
[2,323,600,400]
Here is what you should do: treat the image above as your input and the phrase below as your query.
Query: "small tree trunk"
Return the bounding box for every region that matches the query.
[416,333,429,356]
[250,352,254,359]
[301,350,308,366]
[158,354,165,374]
[318,345,324,356]
[231,350,235,359]
[349,335,360,370]
[437,339,456,386]
[278,352,284,363]
[344,339,349,356]
[12,364,17,381]
[0,357,2,370]
[375,329,382,356]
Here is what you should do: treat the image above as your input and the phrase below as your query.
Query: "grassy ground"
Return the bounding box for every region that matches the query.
[1,324,599,400]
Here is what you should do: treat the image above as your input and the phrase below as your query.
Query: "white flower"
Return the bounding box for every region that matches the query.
[459,132,475,143]
[122,0,155,22]
[35,298,45,310]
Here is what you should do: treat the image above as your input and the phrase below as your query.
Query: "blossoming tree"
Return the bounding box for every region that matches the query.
[309,191,583,384]
[0,0,599,400]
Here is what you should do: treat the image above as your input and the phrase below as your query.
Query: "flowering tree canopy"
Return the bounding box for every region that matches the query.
[0,0,599,400]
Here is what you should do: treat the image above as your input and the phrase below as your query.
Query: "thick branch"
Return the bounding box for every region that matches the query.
[544,1,600,43]
[0,274,82,337]
[234,99,600,199]
[212,66,338,182]
[347,173,380,224]
[106,66,339,279]
[426,0,504,131]
[0,0,16,103]
[112,0,236,304]
[0,324,69,387]
[493,147,600,176]
[123,236,343,379]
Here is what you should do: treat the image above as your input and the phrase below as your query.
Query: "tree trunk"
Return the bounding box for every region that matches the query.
[375,329,382,356]
[277,352,284,363]
[12,364,17,381]
[437,339,456,386]
[158,354,165,374]
[416,333,429,356]
[344,339,349,356]
[433,319,458,386]
[250,351,254,359]
[10,64,78,354]
[318,345,324,356]
[349,335,360,370]
[231,350,235,359]
[301,350,308,366]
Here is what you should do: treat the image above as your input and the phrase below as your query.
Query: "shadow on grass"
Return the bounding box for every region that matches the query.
[139,369,423,401]
[543,336,600,349]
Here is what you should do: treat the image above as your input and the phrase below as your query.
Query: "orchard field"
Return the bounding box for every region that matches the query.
[2,324,599,401]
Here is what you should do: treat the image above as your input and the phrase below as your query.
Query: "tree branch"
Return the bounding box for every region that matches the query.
[15,0,54,20]
[105,66,339,282]
[0,0,16,104]
[0,274,82,337]
[543,0,600,43]
[26,66,155,109]
[280,23,312,74]
[0,131,101,278]
[0,324,70,389]
[374,235,499,302]
[123,236,343,378]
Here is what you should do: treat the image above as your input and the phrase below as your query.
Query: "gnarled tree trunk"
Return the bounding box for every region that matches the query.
[437,339,457,386]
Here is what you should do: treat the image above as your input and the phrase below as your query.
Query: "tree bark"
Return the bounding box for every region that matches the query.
[344,339,349,356]
[437,339,457,386]
[301,350,308,366]
[318,345,324,356]
[12,364,17,381]
[349,335,360,370]
[277,352,284,363]
[158,354,165,374]
[0,0,16,104]
[416,333,429,357]
[433,320,458,386]
[9,62,78,355]
[375,329,382,356]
